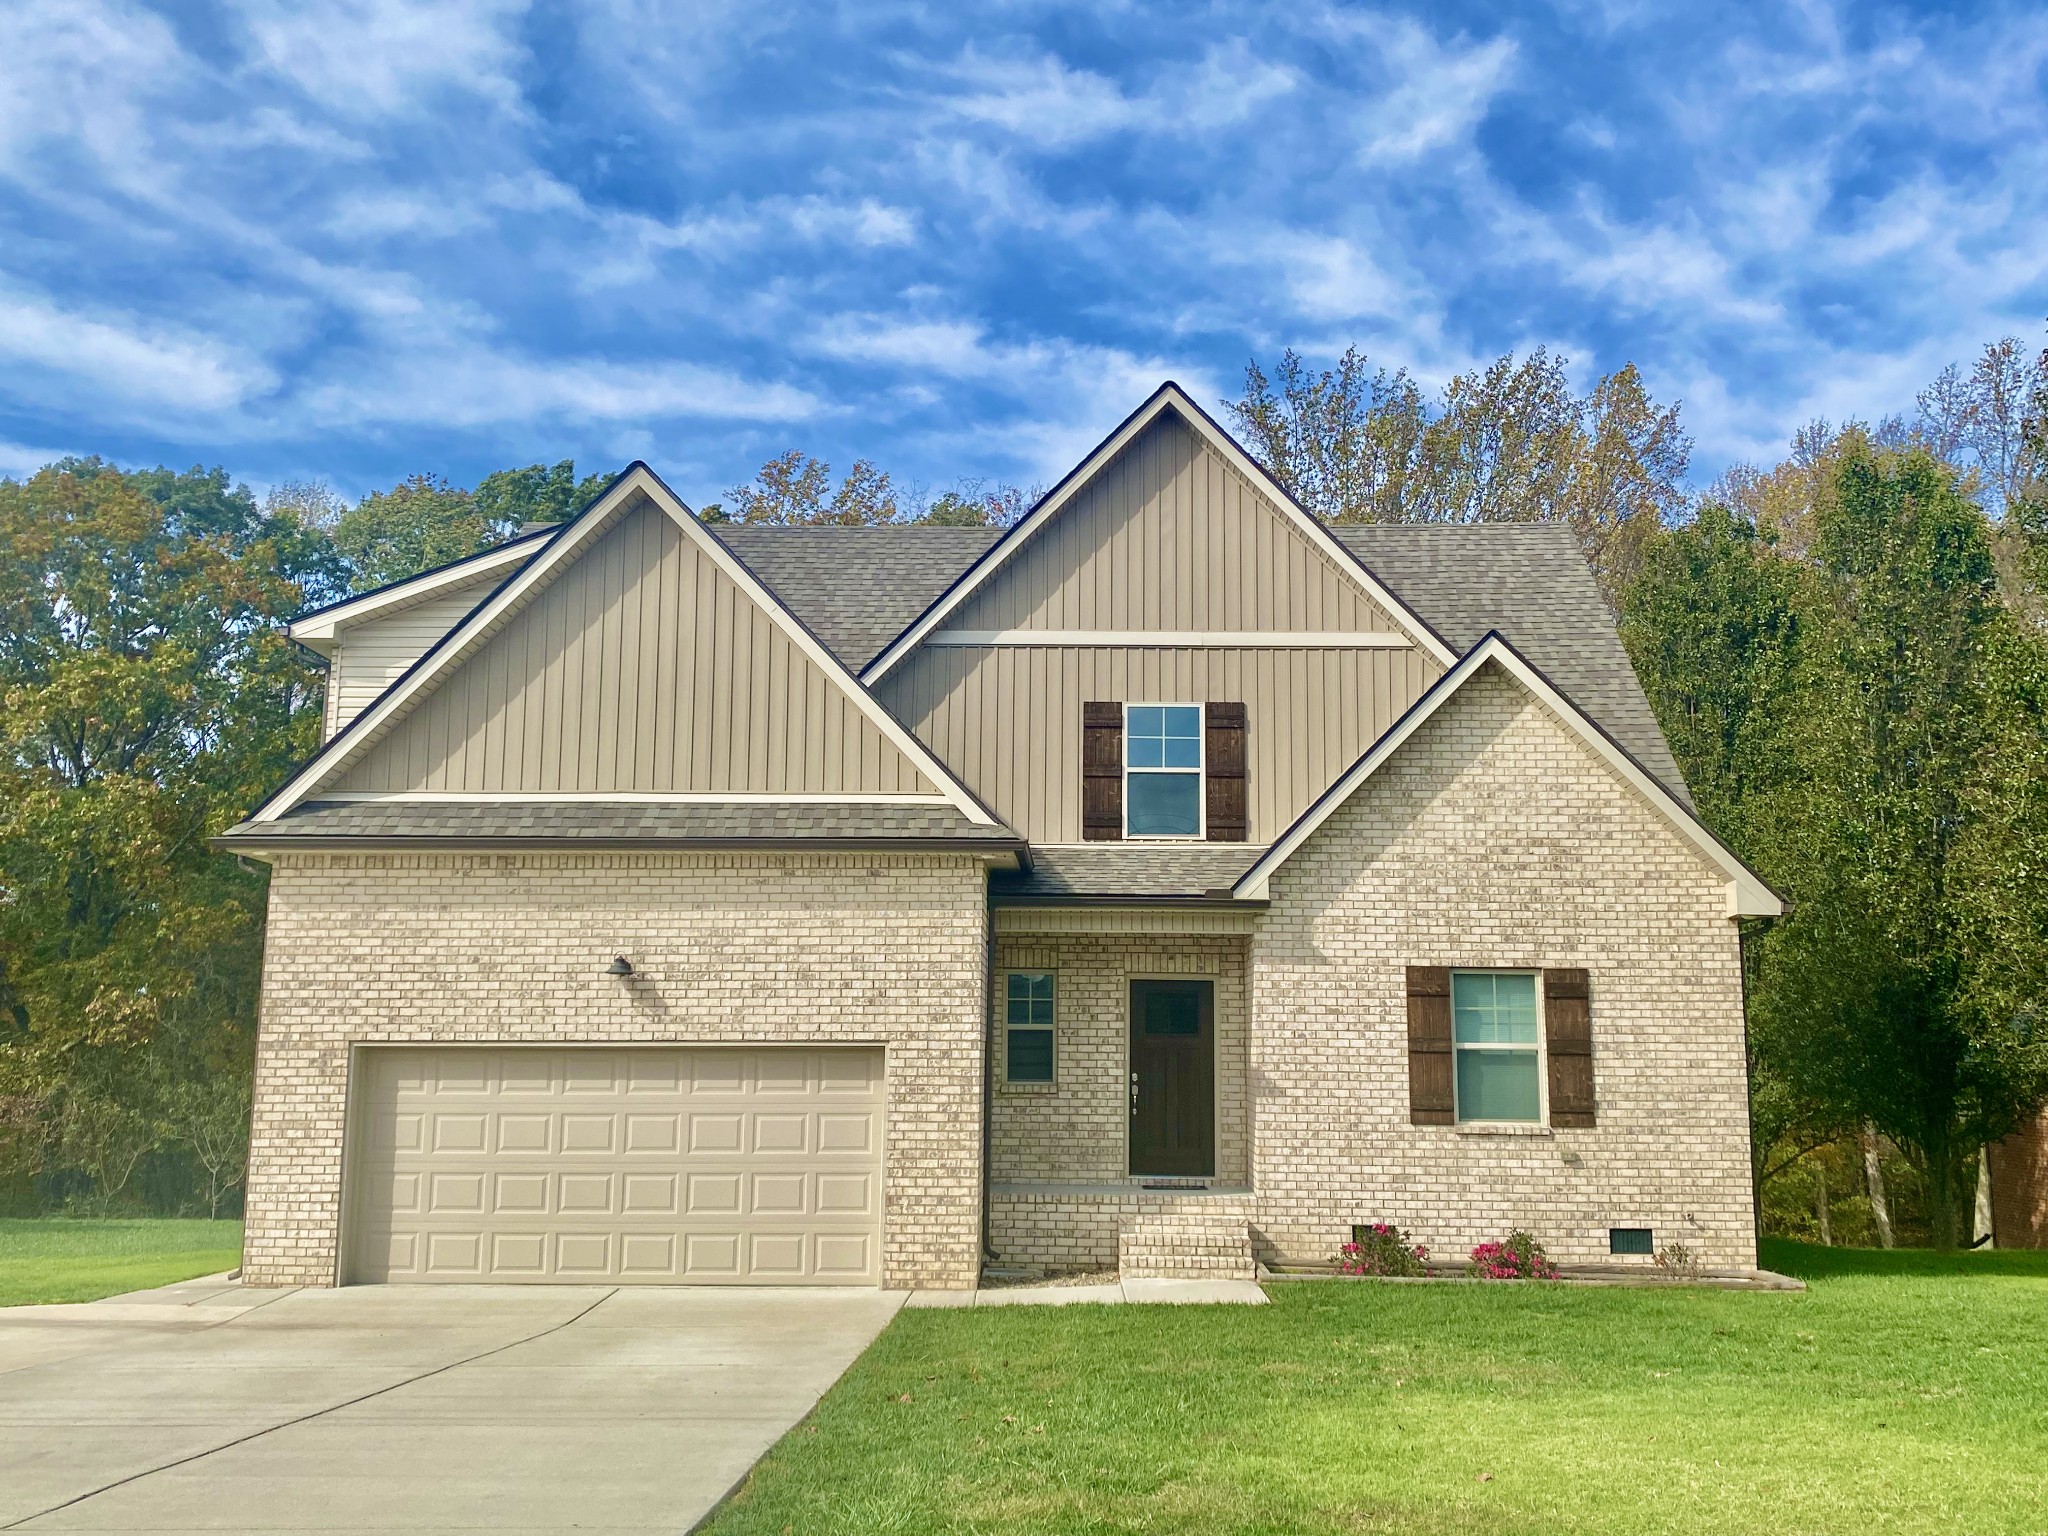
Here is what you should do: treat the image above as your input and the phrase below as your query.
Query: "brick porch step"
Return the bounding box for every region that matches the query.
[1118,1208,1255,1281]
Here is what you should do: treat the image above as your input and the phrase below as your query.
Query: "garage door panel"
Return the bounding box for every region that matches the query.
[348,1047,883,1285]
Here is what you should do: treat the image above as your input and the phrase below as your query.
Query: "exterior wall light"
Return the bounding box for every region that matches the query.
[606,956,635,977]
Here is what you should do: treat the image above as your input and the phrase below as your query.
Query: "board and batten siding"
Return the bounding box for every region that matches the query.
[332,496,941,797]
[322,579,504,740]
[938,412,1410,634]
[874,410,1445,843]
[883,646,1437,843]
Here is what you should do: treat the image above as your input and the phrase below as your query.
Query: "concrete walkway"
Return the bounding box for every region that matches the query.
[0,1278,904,1535]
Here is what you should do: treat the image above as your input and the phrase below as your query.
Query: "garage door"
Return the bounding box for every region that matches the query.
[345,1046,884,1284]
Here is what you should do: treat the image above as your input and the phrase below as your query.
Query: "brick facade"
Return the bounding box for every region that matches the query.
[990,933,1248,1185]
[244,850,989,1288]
[1248,663,1757,1271]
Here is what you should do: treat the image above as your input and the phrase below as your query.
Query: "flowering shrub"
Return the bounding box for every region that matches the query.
[1336,1223,1430,1277]
[1467,1230,1558,1280]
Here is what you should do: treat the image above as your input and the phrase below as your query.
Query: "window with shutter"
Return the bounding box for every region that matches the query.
[1405,966,1454,1125]
[1081,701,1123,841]
[1544,969,1595,1127]
[1205,701,1247,842]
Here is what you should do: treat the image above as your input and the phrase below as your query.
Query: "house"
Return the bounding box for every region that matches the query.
[219,383,1780,1289]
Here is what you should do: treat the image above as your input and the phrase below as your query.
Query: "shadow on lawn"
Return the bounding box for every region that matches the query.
[1762,1236,2048,1281]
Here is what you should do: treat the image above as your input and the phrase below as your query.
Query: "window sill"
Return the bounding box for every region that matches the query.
[998,1081,1058,1095]
[1453,1123,1555,1138]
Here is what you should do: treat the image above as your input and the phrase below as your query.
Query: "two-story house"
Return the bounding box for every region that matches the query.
[220,383,1779,1289]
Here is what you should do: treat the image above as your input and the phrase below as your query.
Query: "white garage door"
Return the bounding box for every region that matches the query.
[345,1046,884,1284]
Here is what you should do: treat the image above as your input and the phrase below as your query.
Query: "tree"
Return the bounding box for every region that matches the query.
[0,460,326,1212]
[1226,346,1691,602]
[1742,439,2048,1245]
[723,451,900,525]
[328,461,611,592]
[329,474,494,593]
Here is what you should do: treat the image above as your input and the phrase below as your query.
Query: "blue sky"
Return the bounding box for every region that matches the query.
[3,1,2045,508]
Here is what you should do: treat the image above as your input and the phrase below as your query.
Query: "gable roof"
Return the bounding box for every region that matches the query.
[857,383,1460,684]
[1332,524,1689,805]
[247,465,1000,828]
[1232,633,1781,918]
[286,524,556,654]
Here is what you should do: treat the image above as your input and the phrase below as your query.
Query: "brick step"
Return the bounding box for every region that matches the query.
[1117,1212,1255,1282]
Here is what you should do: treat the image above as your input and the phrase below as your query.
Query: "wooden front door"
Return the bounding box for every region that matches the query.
[1128,980,1215,1177]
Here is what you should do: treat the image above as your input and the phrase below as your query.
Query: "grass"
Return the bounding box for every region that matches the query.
[0,1218,244,1306]
[703,1240,2048,1536]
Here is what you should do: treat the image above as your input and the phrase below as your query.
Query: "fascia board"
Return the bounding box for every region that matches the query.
[286,530,550,642]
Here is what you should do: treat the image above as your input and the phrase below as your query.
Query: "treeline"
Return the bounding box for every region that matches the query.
[3,341,2046,1239]
[1236,339,2048,1247]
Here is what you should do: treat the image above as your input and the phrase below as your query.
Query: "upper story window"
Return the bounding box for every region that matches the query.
[1452,970,1542,1123]
[1125,704,1203,837]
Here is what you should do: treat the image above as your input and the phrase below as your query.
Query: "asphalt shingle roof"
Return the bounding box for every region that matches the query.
[1330,524,1689,805]
[711,525,1003,673]
[990,845,1267,903]
[218,800,1021,847]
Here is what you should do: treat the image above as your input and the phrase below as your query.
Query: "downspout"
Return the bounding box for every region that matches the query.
[980,871,996,1274]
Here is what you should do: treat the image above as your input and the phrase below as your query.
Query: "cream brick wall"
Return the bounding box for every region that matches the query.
[989,1189,1251,1273]
[1250,662,1758,1270]
[244,850,989,1289]
[990,934,1248,1184]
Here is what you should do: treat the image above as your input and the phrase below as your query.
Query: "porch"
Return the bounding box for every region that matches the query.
[986,903,1258,1278]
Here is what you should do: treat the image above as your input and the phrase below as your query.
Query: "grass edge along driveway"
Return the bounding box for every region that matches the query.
[0,1218,245,1306]
[700,1241,2048,1536]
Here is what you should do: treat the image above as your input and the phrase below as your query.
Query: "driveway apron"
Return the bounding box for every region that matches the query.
[0,1283,905,1535]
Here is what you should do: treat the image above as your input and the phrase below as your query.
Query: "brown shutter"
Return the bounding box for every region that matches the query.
[1082,701,1123,841]
[1545,968,1596,1128]
[1406,966,1454,1125]
[1205,702,1247,842]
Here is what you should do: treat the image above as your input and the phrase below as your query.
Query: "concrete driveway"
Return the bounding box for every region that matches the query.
[0,1277,905,1534]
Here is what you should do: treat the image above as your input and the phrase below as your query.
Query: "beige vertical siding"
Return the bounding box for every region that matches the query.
[876,409,1443,842]
[323,579,504,740]
[332,497,940,797]
[882,645,1439,843]
[943,411,1407,634]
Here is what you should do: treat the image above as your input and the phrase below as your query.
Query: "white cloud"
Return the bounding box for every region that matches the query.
[935,39,1296,150]
[1332,16,1517,165]
[0,282,276,413]
[228,0,529,115]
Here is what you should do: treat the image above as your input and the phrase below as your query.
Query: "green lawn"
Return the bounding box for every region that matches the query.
[0,1219,244,1306]
[703,1240,2048,1535]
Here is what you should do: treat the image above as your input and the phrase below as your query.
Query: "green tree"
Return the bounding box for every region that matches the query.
[0,460,327,1212]
[328,461,609,592]
[723,451,900,525]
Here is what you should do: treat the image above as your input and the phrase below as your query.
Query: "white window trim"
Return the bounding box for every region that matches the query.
[1002,969,1058,1087]
[1450,969,1548,1128]
[1123,701,1205,841]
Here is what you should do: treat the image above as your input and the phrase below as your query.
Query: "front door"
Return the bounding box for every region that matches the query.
[1128,980,1215,1177]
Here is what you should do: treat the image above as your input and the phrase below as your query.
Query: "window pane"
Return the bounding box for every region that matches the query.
[1007,972,1052,1027]
[1128,706,1163,739]
[1162,733,1201,769]
[1128,735,1164,768]
[1456,1047,1540,1121]
[1453,971,1538,1044]
[1007,1028,1054,1082]
[1127,772,1200,835]
[1162,706,1201,740]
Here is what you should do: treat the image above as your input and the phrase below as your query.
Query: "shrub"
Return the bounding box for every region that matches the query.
[1336,1222,1430,1277]
[1467,1230,1558,1280]
[1654,1241,1705,1281]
